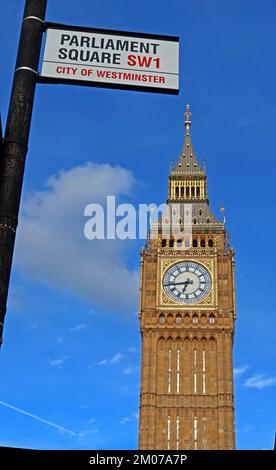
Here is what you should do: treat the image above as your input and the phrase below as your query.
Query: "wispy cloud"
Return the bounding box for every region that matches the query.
[110,353,123,364]
[234,365,249,377]
[120,416,131,425]
[97,359,108,366]
[69,323,87,333]
[120,412,138,425]
[244,374,276,389]
[0,400,76,436]
[128,347,139,353]
[49,356,69,369]
[78,428,98,438]
[97,352,123,366]
[123,366,139,375]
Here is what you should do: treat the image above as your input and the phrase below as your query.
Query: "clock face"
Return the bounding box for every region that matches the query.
[163,261,212,304]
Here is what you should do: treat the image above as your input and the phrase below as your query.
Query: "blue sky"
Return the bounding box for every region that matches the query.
[0,0,276,450]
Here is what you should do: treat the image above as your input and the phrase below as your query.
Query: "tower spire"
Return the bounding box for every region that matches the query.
[172,104,202,174]
[183,104,192,150]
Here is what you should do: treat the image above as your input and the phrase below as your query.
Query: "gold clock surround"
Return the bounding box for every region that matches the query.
[157,255,217,309]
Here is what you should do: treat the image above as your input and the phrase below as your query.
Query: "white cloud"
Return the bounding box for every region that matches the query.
[97,359,108,366]
[97,352,123,366]
[128,346,139,353]
[234,365,249,377]
[244,374,276,389]
[69,323,87,333]
[49,356,69,369]
[49,358,64,368]
[78,428,98,438]
[120,416,131,425]
[110,353,123,364]
[123,366,139,375]
[15,163,139,313]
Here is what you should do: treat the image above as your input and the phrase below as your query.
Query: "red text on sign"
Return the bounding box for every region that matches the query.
[127,55,160,69]
[56,66,78,75]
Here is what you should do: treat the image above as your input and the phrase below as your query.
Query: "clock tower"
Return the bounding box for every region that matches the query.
[138,105,236,450]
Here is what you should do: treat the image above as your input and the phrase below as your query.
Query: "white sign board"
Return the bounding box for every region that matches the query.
[40,24,179,94]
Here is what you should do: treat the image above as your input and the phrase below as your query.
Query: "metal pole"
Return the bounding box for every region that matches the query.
[0,113,3,144]
[0,0,47,346]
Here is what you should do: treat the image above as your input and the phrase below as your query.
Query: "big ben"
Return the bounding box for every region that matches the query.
[138,105,236,450]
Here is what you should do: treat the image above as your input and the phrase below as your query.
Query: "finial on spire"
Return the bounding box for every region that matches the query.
[220,203,226,224]
[185,104,192,124]
[184,105,192,145]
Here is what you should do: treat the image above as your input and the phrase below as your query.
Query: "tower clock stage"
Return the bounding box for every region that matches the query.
[138,106,236,450]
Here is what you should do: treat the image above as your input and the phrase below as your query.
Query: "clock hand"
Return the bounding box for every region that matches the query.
[164,280,194,287]
[182,278,193,292]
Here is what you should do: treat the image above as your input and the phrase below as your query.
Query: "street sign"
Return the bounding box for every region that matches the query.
[39,23,179,94]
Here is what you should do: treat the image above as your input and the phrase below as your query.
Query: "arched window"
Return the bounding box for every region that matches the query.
[176,314,181,324]
[206,217,211,224]
[196,187,200,197]
[177,239,182,248]
[208,239,214,247]
[169,239,174,247]
[185,238,190,248]
[181,186,184,197]
[159,314,165,324]
[200,239,206,247]
[186,186,190,197]
[161,239,167,247]
[209,315,215,324]
[191,186,195,197]
[192,315,198,324]
[193,218,197,225]
[175,186,179,198]
[193,239,198,247]
[199,209,203,216]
